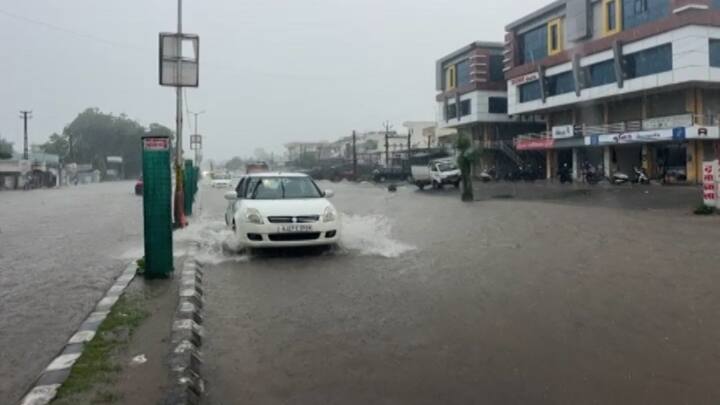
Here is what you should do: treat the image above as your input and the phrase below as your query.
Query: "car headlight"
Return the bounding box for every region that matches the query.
[244,208,264,224]
[323,206,337,223]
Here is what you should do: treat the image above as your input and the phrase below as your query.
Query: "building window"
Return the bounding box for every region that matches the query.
[623,44,672,79]
[489,55,505,82]
[603,0,622,36]
[711,40,720,68]
[445,103,457,120]
[460,99,472,116]
[714,0,720,8]
[520,25,548,64]
[456,60,471,87]
[546,71,575,96]
[445,65,456,90]
[584,59,616,88]
[622,0,669,30]
[519,80,542,103]
[548,18,563,55]
[489,97,508,114]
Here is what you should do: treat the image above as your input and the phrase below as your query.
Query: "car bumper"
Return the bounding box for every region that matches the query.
[236,221,341,248]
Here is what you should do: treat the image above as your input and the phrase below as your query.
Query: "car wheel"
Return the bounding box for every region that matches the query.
[454,181,460,189]
[417,184,425,190]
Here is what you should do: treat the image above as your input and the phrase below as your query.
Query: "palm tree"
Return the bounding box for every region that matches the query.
[456,133,478,202]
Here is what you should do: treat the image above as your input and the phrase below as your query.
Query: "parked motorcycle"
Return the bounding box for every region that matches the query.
[633,166,650,185]
[558,163,572,184]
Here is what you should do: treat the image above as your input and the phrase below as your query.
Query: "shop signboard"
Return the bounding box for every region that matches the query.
[516,138,555,150]
[702,160,718,207]
[552,125,575,139]
[510,72,540,86]
[687,125,720,140]
[592,128,680,145]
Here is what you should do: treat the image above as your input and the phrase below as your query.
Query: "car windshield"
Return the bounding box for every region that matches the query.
[245,176,322,199]
[437,162,457,172]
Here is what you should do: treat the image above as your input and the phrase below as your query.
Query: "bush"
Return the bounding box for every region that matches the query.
[693,204,716,215]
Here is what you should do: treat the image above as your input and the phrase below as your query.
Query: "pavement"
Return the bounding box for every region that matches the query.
[191,180,720,405]
[0,182,143,403]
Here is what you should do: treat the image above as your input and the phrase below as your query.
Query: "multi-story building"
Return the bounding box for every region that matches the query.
[436,41,545,176]
[504,0,720,182]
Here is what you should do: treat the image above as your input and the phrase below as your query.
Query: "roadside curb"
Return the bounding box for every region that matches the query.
[17,262,138,405]
[165,245,205,405]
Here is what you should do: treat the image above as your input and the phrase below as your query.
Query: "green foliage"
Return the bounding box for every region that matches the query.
[54,294,148,403]
[456,133,479,202]
[0,137,13,159]
[295,151,318,169]
[39,108,173,179]
[225,156,245,171]
[363,139,378,151]
[694,204,716,215]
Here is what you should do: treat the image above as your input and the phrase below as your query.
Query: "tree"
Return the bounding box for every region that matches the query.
[0,137,13,159]
[39,108,173,179]
[456,132,479,202]
[363,139,378,152]
[296,151,318,169]
[225,157,245,171]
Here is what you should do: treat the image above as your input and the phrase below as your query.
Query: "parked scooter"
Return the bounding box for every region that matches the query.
[479,167,497,183]
[611,170,631,185]
[633,166,650,185]
[583,162,603,185]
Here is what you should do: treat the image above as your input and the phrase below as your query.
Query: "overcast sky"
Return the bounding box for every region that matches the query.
[0,0,549,161]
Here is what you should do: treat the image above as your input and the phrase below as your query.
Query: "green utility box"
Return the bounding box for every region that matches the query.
[141,135,173,278]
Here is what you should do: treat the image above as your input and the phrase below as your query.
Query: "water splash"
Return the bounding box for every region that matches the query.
[174,217,247,265]
[339,214,415,258]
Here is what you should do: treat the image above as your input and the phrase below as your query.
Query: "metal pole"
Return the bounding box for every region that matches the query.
[19,111,31,160]
[174,0,186,227]
[352,130,357,180]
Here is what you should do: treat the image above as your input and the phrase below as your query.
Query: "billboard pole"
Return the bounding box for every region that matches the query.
[174,0,186,228]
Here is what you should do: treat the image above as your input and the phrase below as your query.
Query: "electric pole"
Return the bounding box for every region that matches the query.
[19,110,32,160]
[383,121,392,167]
[407,128,412,159]
[352,130,357,180]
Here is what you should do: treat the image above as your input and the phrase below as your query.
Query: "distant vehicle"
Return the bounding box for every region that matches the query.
[411,157,460,190]
[373,167,410,183]
[224,173,340,248]
[210,173,232,188]
[134,177,143,195]
[246,162,270,174]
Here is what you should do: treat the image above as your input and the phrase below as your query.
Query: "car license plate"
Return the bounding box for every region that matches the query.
[278,224,312,233]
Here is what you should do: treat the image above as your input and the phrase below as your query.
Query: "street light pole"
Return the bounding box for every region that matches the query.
[190,110,206,165]
[174,0,186,228]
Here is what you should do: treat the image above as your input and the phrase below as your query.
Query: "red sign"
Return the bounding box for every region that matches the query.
[702,161,717,207]
[515,138,555,151]
[143,137,170,151]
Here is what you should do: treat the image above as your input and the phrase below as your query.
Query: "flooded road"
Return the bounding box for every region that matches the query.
[196,181,720,404]
[0,182,142,402]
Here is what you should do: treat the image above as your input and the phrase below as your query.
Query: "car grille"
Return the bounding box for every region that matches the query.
[267,216,319,224]
[268,232,321,242]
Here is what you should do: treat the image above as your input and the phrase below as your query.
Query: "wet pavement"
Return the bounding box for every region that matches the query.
[196,181,720,404]
[0,182,143,403]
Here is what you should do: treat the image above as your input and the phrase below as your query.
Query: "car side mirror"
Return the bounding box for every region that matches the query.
[224,191,238,201]
[324,189,335,198]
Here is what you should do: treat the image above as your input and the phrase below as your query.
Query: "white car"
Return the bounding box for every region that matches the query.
[224,173,341,248]
[211,174,232,188]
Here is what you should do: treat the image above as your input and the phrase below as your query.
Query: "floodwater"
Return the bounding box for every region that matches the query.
[196,181,720,404]
[0,182,143,402]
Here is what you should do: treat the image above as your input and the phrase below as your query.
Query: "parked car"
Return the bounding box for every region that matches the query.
[411,158,461,190]
[224,173,341,248]
[134,177,143,195]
